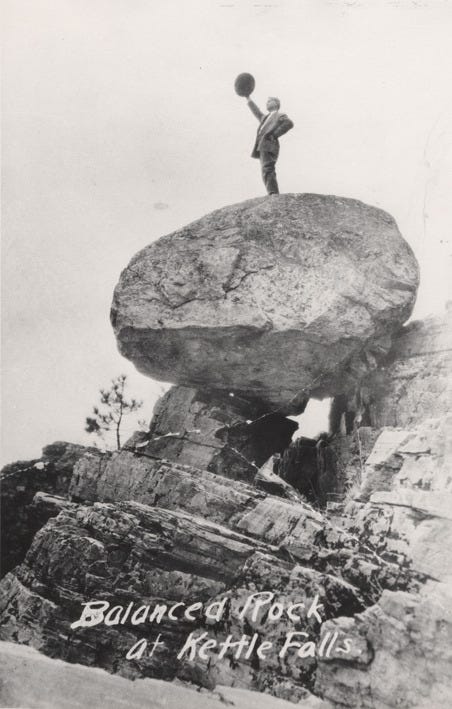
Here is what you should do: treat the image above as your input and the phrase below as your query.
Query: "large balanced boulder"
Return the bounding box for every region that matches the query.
[111,194,419,412]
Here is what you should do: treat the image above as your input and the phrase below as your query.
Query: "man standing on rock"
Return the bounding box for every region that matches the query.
[245,95,294,195]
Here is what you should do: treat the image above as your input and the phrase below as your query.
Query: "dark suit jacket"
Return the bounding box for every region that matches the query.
[247,99,294,158]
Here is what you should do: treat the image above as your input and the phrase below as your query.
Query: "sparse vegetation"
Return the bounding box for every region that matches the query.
[85,374,144,450]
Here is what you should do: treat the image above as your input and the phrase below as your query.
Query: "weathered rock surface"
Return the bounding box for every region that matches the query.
[0,442,95,576]
[255,457,305,502]
[69,451,410,600]
[130,384,298,481]
[337,307,452,430]
[0,641,330,709]
[316,582,452,708]
[346,416,452,581]
[70,449,307,526]
[111,194,418,411]
[328,426,380,494]
[1,447,417,701]
[357,415,452,500]
[310,298,452,707]
[314,412,452,706]
[0,500,365,694]
[276,435,339,506]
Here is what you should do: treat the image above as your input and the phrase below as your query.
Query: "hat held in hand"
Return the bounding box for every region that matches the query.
[234,72,255,97]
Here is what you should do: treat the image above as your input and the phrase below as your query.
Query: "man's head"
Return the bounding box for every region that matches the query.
[266,96,280,111]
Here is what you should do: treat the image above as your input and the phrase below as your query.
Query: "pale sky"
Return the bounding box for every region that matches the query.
[2,0,452,464]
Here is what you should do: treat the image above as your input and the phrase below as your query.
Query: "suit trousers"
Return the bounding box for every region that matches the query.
[259,151,279,194]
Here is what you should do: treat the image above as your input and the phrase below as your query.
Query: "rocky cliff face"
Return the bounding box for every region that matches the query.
[314,413,452,708]
[111,194,418,412]
[3,196,451,708]
[311,309,452,707]
[0,442,95,576]
[331,306,452,431]
[134,384,298,481]
[0,458,415,700]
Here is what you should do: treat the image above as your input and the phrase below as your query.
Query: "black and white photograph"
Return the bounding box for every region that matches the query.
[1,1,452,707]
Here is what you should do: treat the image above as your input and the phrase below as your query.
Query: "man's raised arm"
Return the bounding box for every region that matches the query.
[246,97,264,121]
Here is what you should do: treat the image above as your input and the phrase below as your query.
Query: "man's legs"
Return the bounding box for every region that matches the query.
[259,151,279,194]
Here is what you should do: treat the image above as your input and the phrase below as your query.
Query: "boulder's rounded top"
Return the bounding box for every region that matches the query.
[111,194,419,411]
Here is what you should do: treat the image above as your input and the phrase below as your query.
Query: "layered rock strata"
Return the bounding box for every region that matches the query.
[275,435,339,506]
[312,308,452,707]
[68,448,415,599]
[0,500,363,694]
[316,581,452,708]
[1,449,417,700]
[314,415,452,706]
[0,442,95,577]
[332,307,452,431]
[129,384,298,481]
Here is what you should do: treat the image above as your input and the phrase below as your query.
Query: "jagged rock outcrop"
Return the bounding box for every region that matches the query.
[130,385,298,480]
[346,416,452,577]
[0,500,364,693]
[308,300,452,707]
[255,457,305,501]
[111,194,418,412]
[275,435,339,506]
[328,426,380,494]
[70,450,309,525]
[312,414,452,705]
[316,581,452,708]
[315,512,452,708]
[333,307,452,431]
[68,451,412,600]
[1,449,416,700]
[0,442,94,576]
[357,415,451,500]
